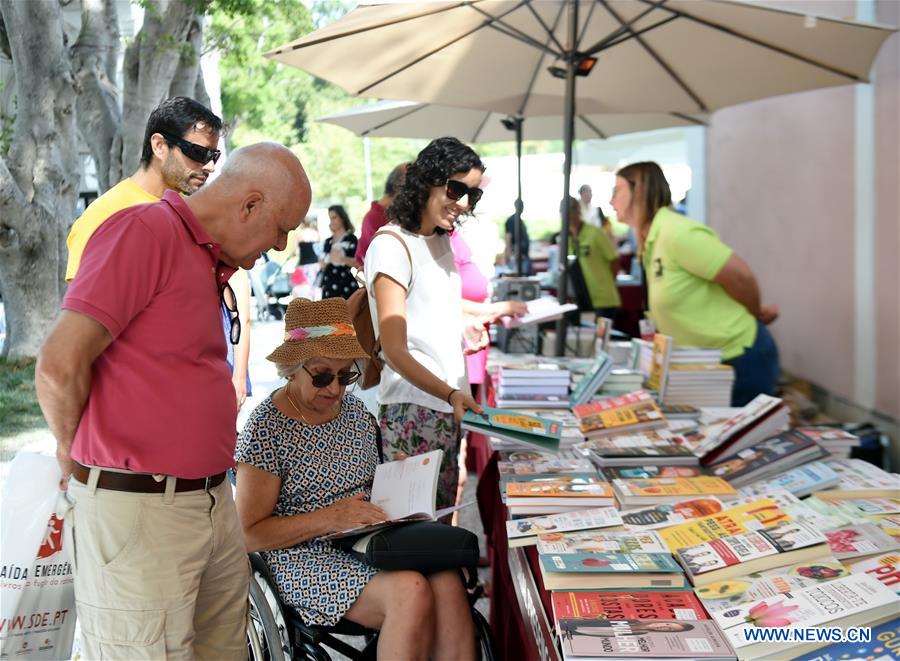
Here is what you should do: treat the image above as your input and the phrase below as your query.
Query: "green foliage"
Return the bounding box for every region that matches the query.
[0,359,45,438]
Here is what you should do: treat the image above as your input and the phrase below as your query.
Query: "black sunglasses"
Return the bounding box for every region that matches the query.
[445,179,483,207]
[220,282,241,345]
[161,132,221,165]
[301,364,361,388]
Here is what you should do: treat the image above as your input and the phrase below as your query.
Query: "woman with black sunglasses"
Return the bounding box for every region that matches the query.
[234,296,475,659]
[364,137,489,514]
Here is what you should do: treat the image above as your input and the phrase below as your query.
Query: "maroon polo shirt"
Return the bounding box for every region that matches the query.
[64,190,237,478]
[355,200,388,269]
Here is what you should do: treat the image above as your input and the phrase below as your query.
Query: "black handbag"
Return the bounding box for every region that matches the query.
[336,521,479,575]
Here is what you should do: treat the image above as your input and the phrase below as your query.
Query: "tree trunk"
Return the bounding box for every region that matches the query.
[72,0,121,194]
[169,14,204,99]
[117,0,198,175]
[0,0,78,360]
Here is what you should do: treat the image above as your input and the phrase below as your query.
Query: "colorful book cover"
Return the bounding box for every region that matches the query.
[461,405,561,451]
[784,496,875,532]
[880,515,900,541]
[614,476,737,499]
[621,498,727,532]
[556,618,735,659]
[506,507,623,542]
[697,394,784,455]
[580,432,696,459]
[601,465,707,481]
[498,457,595,476]
[660,498,793,553]
[739,461,841,498]
[677,520,827,578]
[537,530,669,555]
[719,574,900,653]
[791,617,900,661]
[845,498,900,516]
[540,551,682,574]
[647,333,672,395]
[693,558,849,624]
[552,589,707,622]
[573,390,666,436]
[850,552,900,594]
[506,479,613,499]
[821,458,900,495]
[824,523,899,560]
[708,430,826,486]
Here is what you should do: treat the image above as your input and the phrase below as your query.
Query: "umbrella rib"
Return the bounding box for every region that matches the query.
[364,104,429,136]
[601,0,709,112]
[472,112,492,143]
[357,2,556,95]
[518,2,567,115]
[577,115,607,140]
[522,0,565,54]
[670,112,707,126]
[576,0,600,51]
[472,3,562,57]
[589,15,679,54]
[634,0,865,81]
[582,0,670,55]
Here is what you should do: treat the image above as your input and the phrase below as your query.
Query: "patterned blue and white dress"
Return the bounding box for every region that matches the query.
[236,394,380,626]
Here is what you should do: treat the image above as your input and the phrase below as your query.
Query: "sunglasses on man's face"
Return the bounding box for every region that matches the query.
[445,179,483,207]
[301,364,361,388]
[160,132,221,165]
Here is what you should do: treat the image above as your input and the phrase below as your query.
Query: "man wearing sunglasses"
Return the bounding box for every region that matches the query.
[66,96,223,282]
[37,142,312,659]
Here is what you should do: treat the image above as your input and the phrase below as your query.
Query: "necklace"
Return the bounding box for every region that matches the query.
[283,385,311,425]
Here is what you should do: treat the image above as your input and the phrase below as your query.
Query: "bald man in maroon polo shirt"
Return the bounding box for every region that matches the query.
[36,142,311,659]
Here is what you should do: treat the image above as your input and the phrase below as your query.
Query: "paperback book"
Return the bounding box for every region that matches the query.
[823,523,899,562]
[675,520,829,586]
[578,432,700,467]
[572,390,667,439]
[850,552,900,593]
[501,296,578,328]
[506,507,623,548]
[613,476,737,507]
[816,458,900,500]
[569,351,614,408]
[461,406,561,451]
[718,574,900,659]
[600,465,708,482]
[696,394,790,465]
[791,617,900,661]
[538,551,686,590]
[537,530,669,555]
[738,460,841,498]
[505,479,615,509]
[707,429,828,488]
[621,498,727,532]
[693,558,849,627]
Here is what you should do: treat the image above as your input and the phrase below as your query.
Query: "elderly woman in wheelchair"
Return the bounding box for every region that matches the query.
[234,297,476,660]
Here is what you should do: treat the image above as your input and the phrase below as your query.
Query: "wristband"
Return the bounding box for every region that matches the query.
[446,389,459,405]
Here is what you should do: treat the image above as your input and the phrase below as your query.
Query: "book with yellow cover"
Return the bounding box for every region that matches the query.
[659,498,794,554]
[646,334,672,395]
[613,476,738,507]
[505,479,616,509]
[572,390,667,439]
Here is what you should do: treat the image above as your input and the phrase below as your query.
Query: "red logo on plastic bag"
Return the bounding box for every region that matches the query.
[37,514,64,558]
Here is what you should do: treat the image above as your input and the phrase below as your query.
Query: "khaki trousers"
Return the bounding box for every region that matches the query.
[64,473,250,660]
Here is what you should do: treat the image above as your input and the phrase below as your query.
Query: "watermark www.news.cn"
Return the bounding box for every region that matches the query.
[743,626,872,644]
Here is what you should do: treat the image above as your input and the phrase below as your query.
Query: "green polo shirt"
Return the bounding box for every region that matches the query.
[568,223,621,309]
[643,207,756,360]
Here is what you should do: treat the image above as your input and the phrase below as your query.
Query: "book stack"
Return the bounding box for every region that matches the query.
[815,458,900,500]
[738,460,841,498]
[647,334,734,407]
[577,430,700,467]
[598,368,644,396]
[706,429,828,488]
[613,476,739,508]
[694,394,791,465]
[505,479,616,516]
[573,390,667,440]
[794,426,859,458]
[495,364,571,409]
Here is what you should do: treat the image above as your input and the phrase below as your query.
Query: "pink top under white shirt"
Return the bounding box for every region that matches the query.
[450,231,490,386]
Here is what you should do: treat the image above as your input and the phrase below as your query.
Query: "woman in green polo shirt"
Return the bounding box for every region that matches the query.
[563,196,621,320]
[610,161,779,406]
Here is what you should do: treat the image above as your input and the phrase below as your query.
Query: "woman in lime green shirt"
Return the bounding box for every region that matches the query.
[610,161,779,406]
[563,196,621,320]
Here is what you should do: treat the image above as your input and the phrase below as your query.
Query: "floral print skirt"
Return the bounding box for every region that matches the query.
[378,403,462,510]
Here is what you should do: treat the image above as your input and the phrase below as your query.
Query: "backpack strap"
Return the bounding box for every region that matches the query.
[371,228,413,288]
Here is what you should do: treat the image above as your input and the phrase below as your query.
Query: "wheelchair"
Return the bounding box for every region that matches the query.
[246,552,496,660]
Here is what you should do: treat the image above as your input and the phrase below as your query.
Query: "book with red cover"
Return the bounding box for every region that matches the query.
[573,390,667,438]
[552,589,707,622]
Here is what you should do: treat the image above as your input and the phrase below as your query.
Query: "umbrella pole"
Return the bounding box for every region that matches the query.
[514,117,523,276]
[554,0,578,357]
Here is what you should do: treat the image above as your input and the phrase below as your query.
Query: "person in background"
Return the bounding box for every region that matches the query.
[66,96,223,282]
[578,184,603,228]
[356,163,408,269]
[564,196,621,322]
[36,143,311,659]
[223,269,252,408]
[503,199,531,275]
[611,161,779,405]
[365,137,487,511]
[295,215,322,297]
[320,204,359,299]
[235,297,475,660]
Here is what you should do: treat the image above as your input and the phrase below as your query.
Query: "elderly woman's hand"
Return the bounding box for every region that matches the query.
[326,494,387,532]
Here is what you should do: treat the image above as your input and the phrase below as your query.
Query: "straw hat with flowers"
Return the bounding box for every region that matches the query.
[266,297,368,365]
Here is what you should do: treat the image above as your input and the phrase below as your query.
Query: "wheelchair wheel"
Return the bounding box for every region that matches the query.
[472,607,497,661]
[247,570,290,661]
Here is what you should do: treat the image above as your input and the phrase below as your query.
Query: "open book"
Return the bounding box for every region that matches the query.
[500,296,578,328]
[323,450,453,540]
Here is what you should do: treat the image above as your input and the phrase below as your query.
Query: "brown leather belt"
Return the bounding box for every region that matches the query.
[72,462,227,494]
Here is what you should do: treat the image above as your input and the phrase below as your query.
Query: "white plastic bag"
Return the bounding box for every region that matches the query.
[0,452,76,659]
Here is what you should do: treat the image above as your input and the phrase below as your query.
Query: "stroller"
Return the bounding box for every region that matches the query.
[250,256,294,321]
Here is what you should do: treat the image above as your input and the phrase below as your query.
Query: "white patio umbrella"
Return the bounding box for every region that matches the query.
[269,0,894,353]
[319,99,707,273]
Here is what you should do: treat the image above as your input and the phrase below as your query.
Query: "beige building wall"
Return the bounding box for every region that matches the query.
[706,1,899,437]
